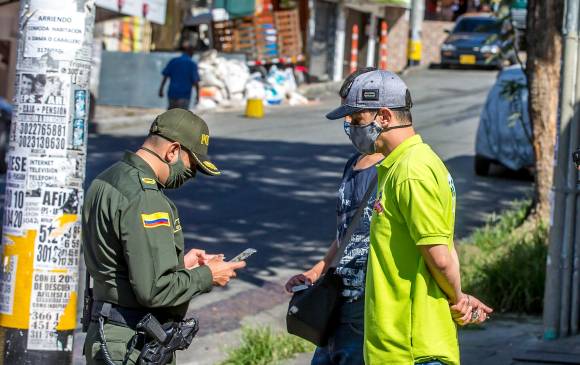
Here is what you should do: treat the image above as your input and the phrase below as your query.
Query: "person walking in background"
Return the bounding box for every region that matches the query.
[158,42,200,110]
[285,68,382,365]
[326,70,493,365]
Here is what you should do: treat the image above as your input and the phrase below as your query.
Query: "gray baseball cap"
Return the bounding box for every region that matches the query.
[326,70,412,120]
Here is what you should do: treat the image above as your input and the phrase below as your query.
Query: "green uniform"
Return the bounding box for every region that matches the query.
[82,151,213,364]
[364,135,459,365]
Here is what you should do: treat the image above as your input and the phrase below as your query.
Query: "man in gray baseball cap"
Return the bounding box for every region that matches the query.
[326,70,492,365]
[326,70,414,155]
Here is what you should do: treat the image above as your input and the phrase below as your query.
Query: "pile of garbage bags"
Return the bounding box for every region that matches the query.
[197,50,308,110]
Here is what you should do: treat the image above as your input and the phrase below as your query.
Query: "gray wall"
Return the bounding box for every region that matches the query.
[97,51,180,109]
[97,51,247,109]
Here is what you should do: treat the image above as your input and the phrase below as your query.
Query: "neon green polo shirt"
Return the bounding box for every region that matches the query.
[364,135,459,365]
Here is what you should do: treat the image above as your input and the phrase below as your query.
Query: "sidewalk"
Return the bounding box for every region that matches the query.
[179,308,545,365]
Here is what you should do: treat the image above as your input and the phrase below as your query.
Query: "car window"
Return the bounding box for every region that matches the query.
[453,18,501,34]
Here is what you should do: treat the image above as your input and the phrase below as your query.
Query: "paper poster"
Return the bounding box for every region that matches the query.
[0,255,18,315]
[27,269,77,351]
[24,10,85,61]
[2,185,26,236]
[14,72,70,156]
[26,187,82,350]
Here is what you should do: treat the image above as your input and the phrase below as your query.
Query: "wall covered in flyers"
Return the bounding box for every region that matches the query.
[0,0,95,354]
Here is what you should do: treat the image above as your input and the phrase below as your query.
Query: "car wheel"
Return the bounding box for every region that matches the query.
[474,155,491,176]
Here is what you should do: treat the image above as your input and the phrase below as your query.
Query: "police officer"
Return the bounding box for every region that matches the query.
[82,109,245,364]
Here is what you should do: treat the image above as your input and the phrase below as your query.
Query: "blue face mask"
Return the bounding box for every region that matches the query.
[344,111,413,155]
[344,120,383,155]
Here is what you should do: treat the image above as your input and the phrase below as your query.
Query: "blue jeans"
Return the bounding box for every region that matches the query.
[311,321,364,365]
[311,300,364,365]
[168,98,191,110]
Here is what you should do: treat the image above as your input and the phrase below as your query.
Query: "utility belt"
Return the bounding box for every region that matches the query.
[82,273,199,365]
[90,301,159,329]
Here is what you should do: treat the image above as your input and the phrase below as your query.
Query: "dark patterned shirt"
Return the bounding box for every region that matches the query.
[335,153,378,302]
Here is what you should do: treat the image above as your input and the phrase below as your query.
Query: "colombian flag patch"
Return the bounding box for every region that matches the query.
[141,212,170,228]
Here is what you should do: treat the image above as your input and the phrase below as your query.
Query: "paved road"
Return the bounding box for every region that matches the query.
[0,68,535,364]
[83,68,532,287]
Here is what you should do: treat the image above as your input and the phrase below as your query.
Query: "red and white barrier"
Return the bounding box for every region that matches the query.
[350,24,359,74]
[379,21,388,70]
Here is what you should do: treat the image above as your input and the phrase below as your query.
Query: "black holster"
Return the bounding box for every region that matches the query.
[136,313,199,365]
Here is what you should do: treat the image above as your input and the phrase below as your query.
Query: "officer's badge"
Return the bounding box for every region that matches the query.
[142,212,170,228]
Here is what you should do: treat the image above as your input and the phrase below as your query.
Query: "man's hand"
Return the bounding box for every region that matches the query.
[185,249,223,269]
[158,89,164,98]
[449,294,472,326]
[467,295,493,324]
[205,256,246,286]
[184,249,207,269]
[285,269,320,293]
[450,294,493,326]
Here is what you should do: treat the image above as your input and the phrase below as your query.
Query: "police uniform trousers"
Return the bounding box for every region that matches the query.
[84,321,177,365]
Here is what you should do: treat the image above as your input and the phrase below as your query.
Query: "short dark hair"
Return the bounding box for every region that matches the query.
[391,109,413,125]
[391,89,413,124]
[339,67,378,99]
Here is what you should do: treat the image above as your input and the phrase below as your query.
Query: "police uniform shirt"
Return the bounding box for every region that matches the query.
[82,151,213,319]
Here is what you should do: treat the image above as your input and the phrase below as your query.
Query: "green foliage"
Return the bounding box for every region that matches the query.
[459,200,548,314]
[220,326,315,365]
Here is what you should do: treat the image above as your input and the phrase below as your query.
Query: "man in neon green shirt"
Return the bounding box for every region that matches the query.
[326,70,493,365]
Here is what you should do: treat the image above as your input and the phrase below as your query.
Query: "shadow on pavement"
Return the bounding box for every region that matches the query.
[0,134,533,285]
[85,133,353,282]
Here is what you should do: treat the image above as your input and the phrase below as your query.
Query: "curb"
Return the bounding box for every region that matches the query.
[298,81,342,100]
[92,114,158,133]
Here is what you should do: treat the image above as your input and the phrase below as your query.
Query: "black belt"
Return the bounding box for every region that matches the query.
[91,301,163,329]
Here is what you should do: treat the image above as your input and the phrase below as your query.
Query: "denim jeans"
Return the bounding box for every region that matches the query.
[311,300,364,365]
[168,98,191,110]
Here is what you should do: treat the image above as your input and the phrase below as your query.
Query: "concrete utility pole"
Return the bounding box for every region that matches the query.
[333,2,346,81]
[0,0,95,363]
[407,0,423,66]
[543,0,580,340]
[366,14,378,67]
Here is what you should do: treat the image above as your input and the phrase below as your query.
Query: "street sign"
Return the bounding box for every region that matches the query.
[95,0,167,25]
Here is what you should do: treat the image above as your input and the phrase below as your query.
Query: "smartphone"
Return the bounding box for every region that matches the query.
[229,248,257,262]
[291,284,310,293]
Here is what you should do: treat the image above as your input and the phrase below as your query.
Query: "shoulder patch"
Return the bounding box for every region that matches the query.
[142,212,170,228]
[139,173,159,190]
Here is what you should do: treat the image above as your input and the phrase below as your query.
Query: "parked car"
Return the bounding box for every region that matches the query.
[475,64,534,176]
[0,97,12,174]
[440,14,503,68]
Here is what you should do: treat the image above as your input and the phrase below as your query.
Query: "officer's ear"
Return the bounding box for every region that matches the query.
[165,142,181,163]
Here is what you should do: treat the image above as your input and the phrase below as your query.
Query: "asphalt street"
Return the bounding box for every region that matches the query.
[82,68,532,287]
[0,68,535,364]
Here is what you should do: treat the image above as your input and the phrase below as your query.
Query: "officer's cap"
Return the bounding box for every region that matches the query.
[149,109,220,176]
